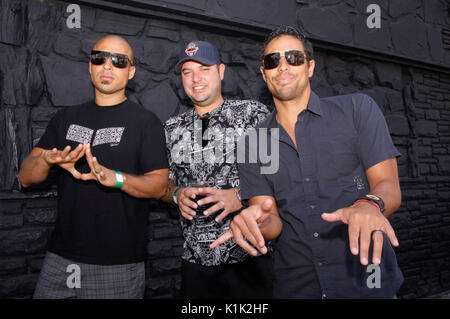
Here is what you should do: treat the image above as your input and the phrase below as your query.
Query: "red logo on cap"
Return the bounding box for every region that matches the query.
[185,42,199,57]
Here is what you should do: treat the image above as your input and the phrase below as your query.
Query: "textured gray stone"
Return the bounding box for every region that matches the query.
[27,0,64,55]
[416,120,438,137]
[0,215,24,230]
[297,5,353,44]
[146,275,173,296]
[222,68,239,96]
[0,274,38,298]
[0,201,22,214]
[0,44,27,106]
[388,0,421,18]
[391,16,429,60]
[353,64,374,86]
[25,53,45,106]
[24,208,57,225]
[40,53,93,106]
[427,26,445,63]
[132,39,179,74]
[437,156,450,175]
[94,10,145,35]
[423,0,450,26]
[385,88,404,112]
[212,0,278,24]
[139,82,179,123]
[0,257,27,276]
[0,0,25,46]
[147,27,180,43]
[149,258,181,275]
[53,32,83,60]
[325,56,352,86]
[0,229,50,255]
[374,62,402,90]
[426,110,441,120]
[0,106,31,191]
[386,114,410,136]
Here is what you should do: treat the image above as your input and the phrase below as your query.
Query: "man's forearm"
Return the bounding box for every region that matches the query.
[160,178,178,204]
[120,171,168,199]
[369,179,401,217]
[19,149,52,187]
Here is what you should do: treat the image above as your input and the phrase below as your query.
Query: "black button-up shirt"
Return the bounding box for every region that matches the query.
[239,91,404,298]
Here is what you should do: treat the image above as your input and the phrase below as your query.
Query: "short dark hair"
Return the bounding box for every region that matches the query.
[262,25,314,61]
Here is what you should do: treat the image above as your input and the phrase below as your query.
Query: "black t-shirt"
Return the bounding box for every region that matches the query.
[36,99,168,265]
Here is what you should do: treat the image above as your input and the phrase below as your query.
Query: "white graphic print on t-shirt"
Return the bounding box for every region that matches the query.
[66,124,125,147]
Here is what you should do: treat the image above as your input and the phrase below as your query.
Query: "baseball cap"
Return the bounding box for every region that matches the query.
[175,40,221,73]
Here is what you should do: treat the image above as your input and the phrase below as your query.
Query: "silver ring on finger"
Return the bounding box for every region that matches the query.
[220,201,225,208]
[372,229,384,235]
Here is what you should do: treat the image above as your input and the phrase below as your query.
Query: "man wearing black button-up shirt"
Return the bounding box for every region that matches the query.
[212,26,404,298]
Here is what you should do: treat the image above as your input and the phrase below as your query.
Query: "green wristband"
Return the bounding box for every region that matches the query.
[173,186,182,204]
[114,170,124,189]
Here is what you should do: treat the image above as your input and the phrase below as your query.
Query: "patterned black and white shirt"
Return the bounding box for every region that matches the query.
[164,99,270,266]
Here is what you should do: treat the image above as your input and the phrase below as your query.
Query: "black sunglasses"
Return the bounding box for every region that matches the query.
[262,50,309,70]
[90,50,133,69]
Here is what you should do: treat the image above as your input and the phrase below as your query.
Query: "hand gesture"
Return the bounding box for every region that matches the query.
[196,187,243,222]
[79,144,117,187]
[175,187,203,220]
[321,201,399,265]
[210,198,274,256]
[43,144,86,179]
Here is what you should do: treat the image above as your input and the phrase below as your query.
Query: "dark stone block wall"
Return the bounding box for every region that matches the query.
[0,0,449,298]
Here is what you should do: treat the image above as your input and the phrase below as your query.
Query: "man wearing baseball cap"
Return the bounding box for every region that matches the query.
[162,40,273,298]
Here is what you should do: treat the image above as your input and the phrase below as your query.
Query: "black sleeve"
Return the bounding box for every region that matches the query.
[238,133,274,200]
[354,94,401,171]
[139,111,169,173]
[35,110,63,150]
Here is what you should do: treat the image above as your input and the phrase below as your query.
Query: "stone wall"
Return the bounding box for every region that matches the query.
[0,0,449,298]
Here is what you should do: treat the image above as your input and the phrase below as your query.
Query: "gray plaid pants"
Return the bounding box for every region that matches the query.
[33,251,145,299]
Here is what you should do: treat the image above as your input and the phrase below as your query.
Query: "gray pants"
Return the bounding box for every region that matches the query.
[33,252,145,299]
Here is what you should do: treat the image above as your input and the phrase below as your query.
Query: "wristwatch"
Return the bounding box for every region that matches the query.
[236,188,242,201]
[354,194,386,213]
[236,188,249,210]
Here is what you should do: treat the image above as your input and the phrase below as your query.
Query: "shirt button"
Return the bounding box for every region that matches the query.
[318,262,323,267]
[313,232,319,238]
[310,205,315,209]
[305,177,310,182]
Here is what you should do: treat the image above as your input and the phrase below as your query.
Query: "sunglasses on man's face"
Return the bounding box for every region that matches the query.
[90,50,133,69]
[262,50,308,70]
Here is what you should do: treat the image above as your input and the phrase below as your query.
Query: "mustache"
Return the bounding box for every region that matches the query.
[274,72,296,80]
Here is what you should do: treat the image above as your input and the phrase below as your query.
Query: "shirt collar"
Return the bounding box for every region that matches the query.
[191,99,227,119]
[307,91,323,117]
[266,90,323,128]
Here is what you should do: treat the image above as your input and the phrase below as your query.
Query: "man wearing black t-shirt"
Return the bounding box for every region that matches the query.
[19,35,169,299]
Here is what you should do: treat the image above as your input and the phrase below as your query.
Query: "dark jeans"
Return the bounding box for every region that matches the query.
[181,253,273,299]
